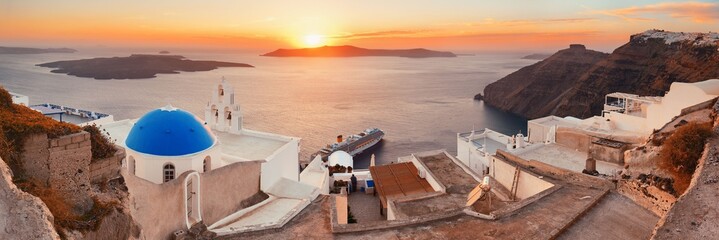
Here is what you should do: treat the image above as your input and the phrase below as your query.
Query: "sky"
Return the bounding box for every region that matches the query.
[1,0,718,52]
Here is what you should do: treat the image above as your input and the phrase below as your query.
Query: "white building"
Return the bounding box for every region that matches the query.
[9,92,29,106]
[103,79,301,190]
[458,79,719,177]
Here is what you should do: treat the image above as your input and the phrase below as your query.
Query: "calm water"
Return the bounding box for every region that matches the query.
[0,49,532,168]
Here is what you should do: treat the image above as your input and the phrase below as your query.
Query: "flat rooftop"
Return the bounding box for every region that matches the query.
[370,162,434,208]
[392,152,480,218]
[102,120,290,161]
[516,144,623,175]
[470,137,506,155]
[530,116,579,128]
[415,153,477,194]
[216,131,289,161]
[223,177,611,239]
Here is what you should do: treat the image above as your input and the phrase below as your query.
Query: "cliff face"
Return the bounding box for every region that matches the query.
[481,44,609,119]
[0,157,60,240]
[482,30,719,119]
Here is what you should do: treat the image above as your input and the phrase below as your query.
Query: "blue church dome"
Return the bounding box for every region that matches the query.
[126,106,215,156]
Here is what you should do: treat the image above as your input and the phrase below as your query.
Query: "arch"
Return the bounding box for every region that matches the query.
[224,106,232,126]
[203,156,211,172]
[211,104,218,124]
[163,163,176,182]
[184,172,202,228]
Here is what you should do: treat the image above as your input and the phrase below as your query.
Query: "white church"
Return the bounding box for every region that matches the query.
[104,79,300,189]
[100,79,328,237]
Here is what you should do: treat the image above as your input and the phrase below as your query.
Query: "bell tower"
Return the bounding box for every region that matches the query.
[205,77,243,133]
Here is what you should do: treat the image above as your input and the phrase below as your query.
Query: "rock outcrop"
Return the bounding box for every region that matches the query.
[262,45,457,58]
[37,54,254,80]
[481,30,719,119]
[0,46,76,54]
[480,44,609,119]
[0,157,60,240]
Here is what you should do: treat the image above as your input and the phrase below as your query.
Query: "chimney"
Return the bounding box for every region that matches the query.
[337,135,343,143]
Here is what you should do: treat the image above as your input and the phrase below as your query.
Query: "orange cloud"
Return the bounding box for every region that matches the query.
[329,30,433,39]
[467,18,596,27]
[596,1,719,23]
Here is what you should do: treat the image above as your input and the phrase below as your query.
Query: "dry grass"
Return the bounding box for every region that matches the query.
[82,124,117,161]
[15,180,79,224]
[0,87,80,167]
[659,122,713,195]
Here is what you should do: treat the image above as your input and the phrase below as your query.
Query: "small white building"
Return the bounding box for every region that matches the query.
[104,79,301,190]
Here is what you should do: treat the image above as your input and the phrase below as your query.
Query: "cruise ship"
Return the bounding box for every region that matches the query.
[312,128,384,161]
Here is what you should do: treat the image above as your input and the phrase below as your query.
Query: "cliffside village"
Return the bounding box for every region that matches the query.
[4,77,719,239]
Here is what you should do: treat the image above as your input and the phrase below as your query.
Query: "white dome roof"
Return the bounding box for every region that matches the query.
[328,151,353,168]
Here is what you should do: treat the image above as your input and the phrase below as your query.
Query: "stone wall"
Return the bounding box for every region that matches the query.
[588,138,628,164]
[556,128,591,152]
[89,148,125,184]
[617,180,674,216]
[21,132,93,213]
[126,161,263,239]
[20,133,51,184]
[125,172,186,240]
[201,161,262,226]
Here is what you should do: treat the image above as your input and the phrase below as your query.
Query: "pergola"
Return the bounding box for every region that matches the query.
[369,162,435,214]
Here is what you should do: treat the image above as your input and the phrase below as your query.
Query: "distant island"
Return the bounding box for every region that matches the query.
[261,45,457,58]
[0,46,77,54]
[37,54,253,80]
[521,53,552,60]
[159,50,171,54]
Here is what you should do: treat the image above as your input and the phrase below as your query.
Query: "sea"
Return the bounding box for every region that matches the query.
[0,49,533,168]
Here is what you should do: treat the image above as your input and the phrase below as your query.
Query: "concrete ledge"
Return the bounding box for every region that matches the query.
[212,198,310,236]
[387,191,445,220]
[548,188,610,238]
[331,200,463,234]
[209,196,276,230]
[492,184,562,219]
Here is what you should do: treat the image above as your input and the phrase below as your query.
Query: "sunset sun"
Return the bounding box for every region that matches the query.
[303,34,326,47]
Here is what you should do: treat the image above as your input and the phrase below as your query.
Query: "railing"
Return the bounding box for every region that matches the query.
[32,103,111,120]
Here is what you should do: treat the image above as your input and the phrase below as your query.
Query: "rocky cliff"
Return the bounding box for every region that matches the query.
[480,44,609,119]
[0,157,60,240]
[481,30,719,119]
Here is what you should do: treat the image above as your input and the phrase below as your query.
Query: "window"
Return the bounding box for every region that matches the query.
[203,156,211,172]
[128,156,136,175]
[163,164,175,182]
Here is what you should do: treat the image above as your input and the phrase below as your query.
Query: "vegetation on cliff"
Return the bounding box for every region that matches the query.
[82,124,117,161]
[0,87,121,234]
[0,87,80,166]
[659,122,713,194]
